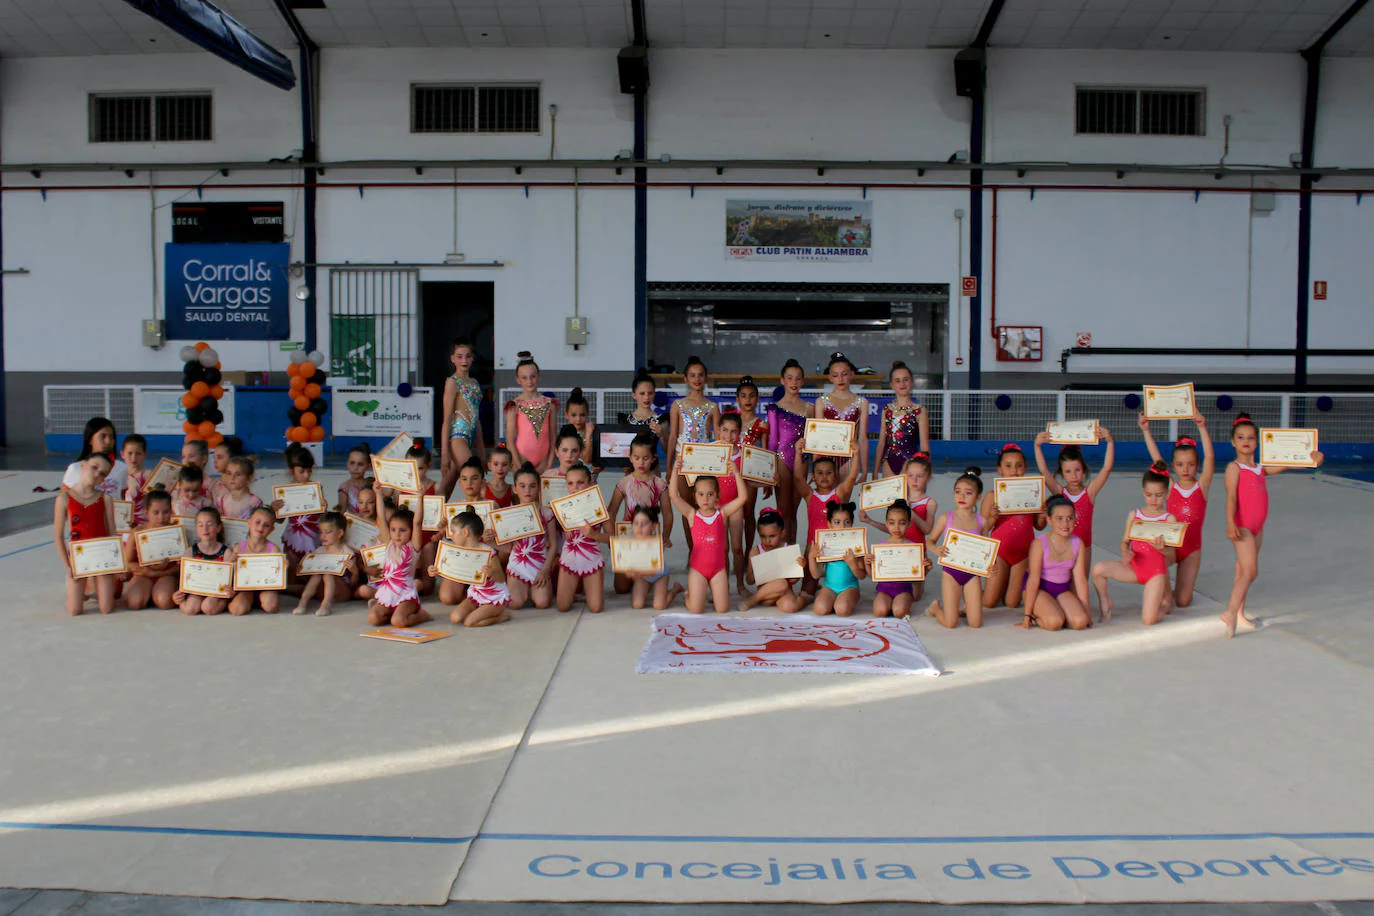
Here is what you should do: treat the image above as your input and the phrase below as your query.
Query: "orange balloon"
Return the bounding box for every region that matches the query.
[301,412,318,428]
[210,385,224,399]
[182,420,197,435]
[300,361,316,377]
[207,432,224,448]
[294,395,310,410]
[181,392,198,408]
[289,376,306,392]
[286,363,301,378]
[198,420,216,438]
[190,381,210,399]
[304,383,322,400]
[294,426,311,443]
[194,341,210,352]
[214,362,222,370]
[309,425,325,443]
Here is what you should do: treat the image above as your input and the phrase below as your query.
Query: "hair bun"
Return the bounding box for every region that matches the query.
[517,350,532,359]
[890,498,910,510]
[963,466,982,477]
[1147,460,1171,478]
[738,375,756,386]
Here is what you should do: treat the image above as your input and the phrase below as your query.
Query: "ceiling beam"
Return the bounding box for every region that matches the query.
[629,0,646,47]
[971,0,1008,49]
[270,0,318,53]
[1304,0,1370,56]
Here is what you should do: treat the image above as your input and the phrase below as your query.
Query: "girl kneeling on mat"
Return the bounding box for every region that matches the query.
[807,501,867,617]
[1091,462,1177,626]
[1017,495,1091,631]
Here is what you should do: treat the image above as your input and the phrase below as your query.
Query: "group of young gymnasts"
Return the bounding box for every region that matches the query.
[55,343,1321,638]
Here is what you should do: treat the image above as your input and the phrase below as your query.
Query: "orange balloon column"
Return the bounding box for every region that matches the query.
[285,350,329,448]
[178,342,224,448]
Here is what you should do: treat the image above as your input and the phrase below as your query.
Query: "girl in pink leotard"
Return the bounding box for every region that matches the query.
[1091,462,1178,627]
[1141,409,1215,609]
[503,352,557,473]
[668,450,750,614]
[1033,423,1115,586]
[1221,412,1323,637]
[554,463,609,613]
[1018,495,1091,631]
[607,432,672,596]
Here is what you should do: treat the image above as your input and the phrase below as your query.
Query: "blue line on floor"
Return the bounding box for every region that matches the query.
[0,542,47,561]
[0,821,473,845]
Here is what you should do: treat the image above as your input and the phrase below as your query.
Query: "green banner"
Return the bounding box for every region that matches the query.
[330,315,376,385]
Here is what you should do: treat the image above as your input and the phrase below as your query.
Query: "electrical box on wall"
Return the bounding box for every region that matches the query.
[143,319,165,349]
[566,316,589,349]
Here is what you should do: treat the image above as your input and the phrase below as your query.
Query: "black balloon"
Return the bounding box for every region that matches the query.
[183,362,205,384]
[287,407,303,424]
[203,367,222,387]
[208,408,224,425]
[311,370,326,387]
[199,397,217,412]
[186,407,205,425]
[309,398,327,416]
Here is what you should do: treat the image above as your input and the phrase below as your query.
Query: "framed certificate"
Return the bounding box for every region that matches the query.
[740,446,777,485]
[815,527,868,562]
[344,513,380,549]
[995,477,1045,514]
[491,504,544,544]
[593,424,641,469]
[871,543,927,582]
[376,432,414,461]
[541,474,570,503]
[362,627,451,645]
[615,521,634,537]
[1143,383,1195,420]
[1128,518,1187,548]
[803,418,854,457]
[135,524,187,565]
[398,493,445,531]
[179,558,233,597]
[143,457,181,493]
[750,543,803,583]
[680,443,732,477]
[940,529,998,578]
[359,543,389,576]
[551,487,609,530]
[434,541,490,585]
[444,499,495,530]
[112,500,133,533]
[234,553,287,590]
[69,536,127,579]
[175,515,199,543]
[1260,428,1319,468]
[221,517,250,547]
[371,456,421,494]
[1047,419,1099,445]
[611,535,664,574]
[860,475,906,512]
[299,551,352,576]
[272,483,326,518]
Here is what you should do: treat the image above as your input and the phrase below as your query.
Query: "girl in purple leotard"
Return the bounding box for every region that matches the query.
[767,358,810,544]
[865,498,932,618]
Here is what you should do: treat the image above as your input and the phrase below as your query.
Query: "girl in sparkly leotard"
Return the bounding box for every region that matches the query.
[441,338,485,499]
[813,351,869,481]
[666,356,720,549]
[733,375,769,558]
[874,360,930,478]
[767,359,810,544]
[503,352,557,474]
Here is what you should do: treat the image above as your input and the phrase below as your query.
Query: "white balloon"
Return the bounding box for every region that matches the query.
[289,349,308,364]
[179,346,198,362]
[198,348,218,367]
[307,350,325,366]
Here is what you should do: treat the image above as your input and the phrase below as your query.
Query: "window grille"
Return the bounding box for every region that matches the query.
[90,92,211,143]
[1076,87,1204,137]
[411,84,540,134]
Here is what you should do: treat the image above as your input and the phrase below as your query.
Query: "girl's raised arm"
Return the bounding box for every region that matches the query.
[722,463,750,518]
[665,455,695,522]
[792,445,813,502]
[1139,413,1165,466]
[1196,411,1216,495]
[1087,425,1115,500]
[1033,432,1063,496]
[374,481,392,529]
[835,443,862,502]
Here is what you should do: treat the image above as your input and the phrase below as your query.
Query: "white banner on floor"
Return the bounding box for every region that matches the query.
[636,614,940,675]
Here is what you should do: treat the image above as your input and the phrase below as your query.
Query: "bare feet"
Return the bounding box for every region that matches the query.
[1098,596,1113,623]
[925,600,941,619]
[1014,613,1033,630]
[668,583,684,604]
[293,603,309,616]
[315,605,332,617]
[1237,613,1259,630]
[1220,611,1238,638]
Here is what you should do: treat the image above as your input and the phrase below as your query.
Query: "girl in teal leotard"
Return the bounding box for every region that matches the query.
[807,500,867,617]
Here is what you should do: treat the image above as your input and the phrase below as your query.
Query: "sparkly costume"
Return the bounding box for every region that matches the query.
[1168,482,1206,562]
[508,396,557,468]
[373,542,419,608]
[1129,511,1170,583]
[449,375,482,444]
[766,403,808,468]
[880,402,924,475]
[615,474,668,520]
[741,416,769,450]
[674,400,714,452]
[817,392,866,475]
[507,506,554,585]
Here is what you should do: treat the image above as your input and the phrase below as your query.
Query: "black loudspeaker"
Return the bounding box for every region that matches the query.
[618,45,649,95]
[954,47,985,98]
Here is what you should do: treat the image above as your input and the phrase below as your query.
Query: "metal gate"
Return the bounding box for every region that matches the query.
[328,268,420,387]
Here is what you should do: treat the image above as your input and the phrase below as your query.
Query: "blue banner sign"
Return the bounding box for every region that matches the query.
[164,242,290,340]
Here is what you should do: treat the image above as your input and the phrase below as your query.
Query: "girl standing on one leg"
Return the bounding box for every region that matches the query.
[924,467,991,629]
[807,501,867,617]
[1141,409,1215,609]
[1017,495,1091,631]
[1091,462,1178,626]
[667,453,750,614]
[1220,412,1322,637]
[981,443,1045,610]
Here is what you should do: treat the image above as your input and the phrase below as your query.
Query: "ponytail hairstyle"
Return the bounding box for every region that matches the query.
[390,505,416,530]
[1172,436,1199,461]
[566,387,588,413]
[955,465,985,496]
[1045,494,1075,517]
[556,423,584,451]
[1142,460,1172,487]
[1231,412,1258,438]
[825,350,857,374]
[902,452,933,477]
[630,505,661,528]
[459,456,484,477]
[885,497,913,523]
[320,510,347,532]
[780,358,804,380]
[888,360,913,383]
[450,336,475,356]
[405,438,432,464]
[454,509,484,537]
[515,350,539,374]
[756,507,786,533]
[1055,444,1091,477]
[825,500,857,522]
[736,374,759,400]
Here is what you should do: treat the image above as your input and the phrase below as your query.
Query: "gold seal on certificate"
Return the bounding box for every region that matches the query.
[491,504,544,544]
[434,541,490,585]
[815,527,868,562]
[179,558,233,597]
[611,536,664,574]
[1128,518,1187,548]
[1143,383,1195,420]
[860,475,907,512]
[112,500,133,533]
[345,513,380,549]
[551,487,609,530]
[143,458,182,494]
[940,530,998,577]
[174,515,198,542]
[371,456,421,494]
[299,551,352,576]
[740,446,777,485]
[680,443,732,476]
[359,543,389,576]
[871,543,926,581]
[614,521,634,537]
[398,494,445,531]
[444,499,495,530]
[135,524,187,565]
[221,517,250,547]
[803,418,854,457]
[69,536,127,578]
[541,474,570,503]
[750,544,803,583]
[273,483,326,518]
[995,477,1045,514]
[1260,428,1319,468]
[1047,419,1099,445]
[234,553,287,590]
[376,432,414,461]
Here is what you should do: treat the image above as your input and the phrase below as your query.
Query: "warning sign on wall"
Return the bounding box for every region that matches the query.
[1314,281,1328,300]
[960,276,977,297]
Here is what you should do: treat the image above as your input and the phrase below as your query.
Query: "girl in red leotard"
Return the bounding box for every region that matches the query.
[668,451,750,614]
[1091,462,1178,626]
[55,452,117,616]
[1221,412,1323,638]
[790,440,862,602]
[1033,423,1115,588]
[1141,409,1215,609]
[981,443,1046,610]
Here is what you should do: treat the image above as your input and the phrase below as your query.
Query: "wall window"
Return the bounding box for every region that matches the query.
[411,84,540,134]
[89,92,213,143]
[1075,87,1204,137]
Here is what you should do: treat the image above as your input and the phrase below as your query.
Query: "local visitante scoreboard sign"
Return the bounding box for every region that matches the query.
[164,242,290,341]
